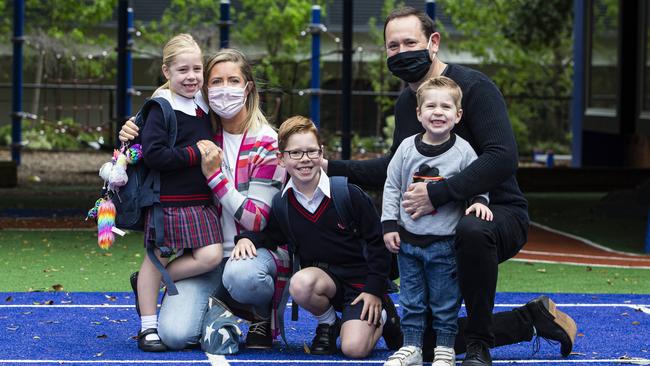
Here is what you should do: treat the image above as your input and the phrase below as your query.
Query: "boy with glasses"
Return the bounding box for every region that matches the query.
[234,116,401,358]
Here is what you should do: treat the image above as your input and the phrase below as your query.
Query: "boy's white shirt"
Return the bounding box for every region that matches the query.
[281,168,330,214]
[153,89,209,115]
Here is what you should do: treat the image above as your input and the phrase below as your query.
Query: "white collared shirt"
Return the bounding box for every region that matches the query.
[281,168,330,214]
[152,89,209,116]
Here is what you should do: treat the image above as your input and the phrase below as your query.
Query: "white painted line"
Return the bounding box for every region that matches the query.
[2,302,650,308]
[0,359,649,365]
[207,354,230,366]
[519,249,650,262]
[511,257,650,269]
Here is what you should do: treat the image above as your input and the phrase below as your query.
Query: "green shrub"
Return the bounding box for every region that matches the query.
[0,118,106,150]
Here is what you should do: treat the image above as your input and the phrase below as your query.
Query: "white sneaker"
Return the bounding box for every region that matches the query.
[431,346,455,366]
[384,345,423,366]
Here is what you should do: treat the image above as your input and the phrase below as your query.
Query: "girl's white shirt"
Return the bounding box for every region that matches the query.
[152,89,209,116]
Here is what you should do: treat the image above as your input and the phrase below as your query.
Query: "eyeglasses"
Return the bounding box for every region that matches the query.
[281,149,322,160]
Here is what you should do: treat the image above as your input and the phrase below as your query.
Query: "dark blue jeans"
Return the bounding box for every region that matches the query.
[398,238,461,349]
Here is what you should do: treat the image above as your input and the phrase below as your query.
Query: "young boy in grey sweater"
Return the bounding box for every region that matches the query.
[382,76,493,366]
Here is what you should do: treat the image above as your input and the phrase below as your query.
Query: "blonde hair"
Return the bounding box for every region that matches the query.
[416,76,463,110]
[277,116,321,151]
[153,33,202,96]
[202,48,269,133]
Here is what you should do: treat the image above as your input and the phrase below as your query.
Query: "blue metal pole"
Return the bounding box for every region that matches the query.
[11,0,25,165]
[570,0,585,167]
[126,5,134,117]
[426,0,436,21]
[310,5,322,127]
[220,0,231,49]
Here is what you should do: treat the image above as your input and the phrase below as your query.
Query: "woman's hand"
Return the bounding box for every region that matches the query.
[118,117,139,142]
[197,140,223,177]
[231,238,258,260]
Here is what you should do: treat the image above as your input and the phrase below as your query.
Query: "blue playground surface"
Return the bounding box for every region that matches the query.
[1,292,649,365]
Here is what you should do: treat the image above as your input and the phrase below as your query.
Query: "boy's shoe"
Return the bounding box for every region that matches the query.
[245,319,273,349]
[382,295,403,350]
[384,345,423,366]
[137,328,167,352]
[525,295,577,357]
[130,271,140,316]
[461,342,491,366]
[310,317,341,355]
[432,346,455,366]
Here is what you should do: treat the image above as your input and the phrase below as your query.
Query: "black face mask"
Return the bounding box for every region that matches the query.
[387,49,432,83]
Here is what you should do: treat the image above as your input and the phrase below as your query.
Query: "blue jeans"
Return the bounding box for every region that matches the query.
[398,238,461,349]
[157,248,277,350]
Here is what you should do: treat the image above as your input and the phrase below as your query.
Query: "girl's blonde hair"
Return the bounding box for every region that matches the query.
[153,33,202,97]
[202,48,269,133]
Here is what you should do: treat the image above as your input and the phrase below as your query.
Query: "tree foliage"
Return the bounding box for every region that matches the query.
[3,0,117,80]
[440,0,574,154]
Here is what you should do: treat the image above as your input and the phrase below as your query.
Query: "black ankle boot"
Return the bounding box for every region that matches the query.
[462,342,492,366]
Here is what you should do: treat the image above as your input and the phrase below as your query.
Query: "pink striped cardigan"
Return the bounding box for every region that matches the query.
[206,123,289,339]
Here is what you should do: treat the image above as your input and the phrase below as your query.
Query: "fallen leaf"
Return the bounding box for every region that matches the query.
[43,300,54,305]
[97,334,108,339]
[621,312,629,316]
[303,341,311,354]
[536,268,546,273]
[6,325,19,331]
[33,336,40,340]
[5,296,13,302]
[586,266,592,271]
[577,333,585,337]
[52,284,64,292]
[632,321,640,325]
[94,352,103,357]
[104,295,117,302]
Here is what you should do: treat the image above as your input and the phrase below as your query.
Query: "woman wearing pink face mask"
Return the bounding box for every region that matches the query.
[119,48,288,351]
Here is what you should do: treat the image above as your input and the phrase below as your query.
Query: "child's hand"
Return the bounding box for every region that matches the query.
[383,232,400,253]
[118,117,139,142]
[231,238,257,260]
[351,292,382,326]
[465,203,493,221]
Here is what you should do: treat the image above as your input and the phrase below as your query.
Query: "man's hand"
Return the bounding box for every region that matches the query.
[231,238,257,260]
[351,292,382,326]
[197,140,223,177]
[383,232,401,253]
[118,117,139,142]
[402,182,435,219]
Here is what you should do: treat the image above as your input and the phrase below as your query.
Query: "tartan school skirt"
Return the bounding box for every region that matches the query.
[144,205,223,249]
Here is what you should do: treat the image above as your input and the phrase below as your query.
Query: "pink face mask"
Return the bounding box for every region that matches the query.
[207,83,248,119]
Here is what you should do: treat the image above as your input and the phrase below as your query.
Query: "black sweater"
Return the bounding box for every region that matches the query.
[141,105,213,207]
[236,187,390,297]
[329,64,528,213]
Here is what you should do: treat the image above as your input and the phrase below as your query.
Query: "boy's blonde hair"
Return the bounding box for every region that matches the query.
[153,33,202,96]
[278,116,321,151]
[416,76,463,109]
[202,48,269,133]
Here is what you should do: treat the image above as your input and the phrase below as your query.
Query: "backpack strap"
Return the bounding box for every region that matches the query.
[329,176,359,236]
[271,192,301,326]
[137,97,179,296]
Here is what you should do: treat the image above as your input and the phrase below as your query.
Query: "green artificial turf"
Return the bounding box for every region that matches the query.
[0,230,142,292]
[1,229,648,294]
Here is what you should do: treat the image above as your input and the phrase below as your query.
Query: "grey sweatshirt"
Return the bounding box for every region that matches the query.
[382,133,489,242]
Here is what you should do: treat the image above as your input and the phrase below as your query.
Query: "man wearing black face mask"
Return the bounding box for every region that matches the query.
[324,6,577,366]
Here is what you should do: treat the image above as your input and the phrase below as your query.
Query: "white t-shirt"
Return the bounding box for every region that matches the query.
[220,131,244,249]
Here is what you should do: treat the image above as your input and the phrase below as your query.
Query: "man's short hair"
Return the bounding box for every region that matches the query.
[383,6,436,43]
[416,76,463,110]
[278,116,321,151]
